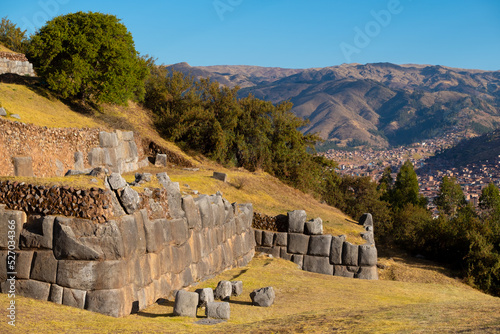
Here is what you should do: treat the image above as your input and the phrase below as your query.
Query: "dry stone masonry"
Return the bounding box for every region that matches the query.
[254,211,378,280]
[0,172,255,317]
[0,52,35,76]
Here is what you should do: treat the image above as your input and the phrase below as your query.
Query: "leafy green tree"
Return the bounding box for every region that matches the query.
[27,12,148,105]
[390,160,427,210]
[434,176,466,217]
[0,16,28,53]
[479,183,500,220]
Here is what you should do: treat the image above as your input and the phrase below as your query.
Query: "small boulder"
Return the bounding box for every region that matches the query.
[212,172,227,182]
[173,290,199,317]
[195,288,214,308]
[108,173,127,190]
[155,153,167,167]
[119,186,140,214]
[214,280,232,301]
[0,107,6,116]
[11,114,20,119]
[205,301,230,320]
[250,286,275,307]
[231,281,243,296]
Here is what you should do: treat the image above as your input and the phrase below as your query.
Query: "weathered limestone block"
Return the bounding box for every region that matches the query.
[195,287,214,307]
[15,250,33,279]
[12,156,34,177]
[182,195,202,230]
[155,154,167,167]
[196,196,215,228]
[0,209,25,249]
[256,246,280,258]
[223,198,234,223]
[303,255,334,275]
[168,218,189,245]
[86,286,134,318]
[308,235,332,257]
[330,235,346,265]
[231,281,243,296]
[212,172,227,182]
[49,284,64,304]
[88,147,105,167]
[62,287,86,309]
[359,213,373,228]
[287,233,309,254]
[108,173,127,190]
[304,218,323,235]
[288,210,306,233]
[173,290,199,317]
[361,231,375,244]
[358,244,378,266]
[275,232,287,246]
[118,215,146,258]
[209,194,225,227]
[20,215,54,249]
[342,242,359,266]
[74,151,84,170]
[119,186,140,214]
[355,266,379,280]
[250,286,275,307]
[214,280,232,301]
[143,214,166,254]
[17,279,51,301]
[53,217,125,260]
[280,247,293,261]
[30,250,58,283]
[99,131,119,148]
[262,231,274,247]
[206,301,230,319]
[292,254,303,268]
[0,107,6,116]
[158,175,184,219]
[333,265,354,278]
[57,260,128,290]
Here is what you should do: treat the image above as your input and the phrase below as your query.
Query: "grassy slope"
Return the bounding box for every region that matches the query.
[1,256,499,333]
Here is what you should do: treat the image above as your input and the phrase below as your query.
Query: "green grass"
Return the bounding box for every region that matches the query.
[1,255,499,333]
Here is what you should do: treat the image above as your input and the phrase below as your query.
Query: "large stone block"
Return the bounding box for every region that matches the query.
[168,218,189,245]
[280,247,293,261]
[359,213,373,228]
[15,250,33,279]
[214,280,232,301]
[86,286,134,317]
[119,186,140,214]
[108,173,127,190]
[262,231,274,247]
[304,218,323,235]
[196,196,214,228]
[231,281,243,296]
[250,286,275,307]
[53,217,125,260]
[195,287,214,307]
[118,215,146,258]
[62,287,86,309]
[12,156,34,177]
[182,196,202,230]
[206,301,230,319]
[212,172,227,182]
[292,254,303,268]
[17,279,51,301]
[173,290,199,317]
[287,233,309,254]
[143,215,166,254]
[0,209,25,249]
[275,232,287,246]
[30,250,58,284]
[57,260,128,290]
[155,153,167,167]
[20,215,54,249]
[358,244,378,266]
[303,255,333,275]
[49,284,64,304]
[361,231,375,244]
[330,235,346,265]
[255,246,280,258]
[342,242,359,266]
[287,210,306,233]
[333,265,354,278]
[159,177,184,219]
[355,266,379,280]
[88,147,105,167]
[188,230,203,264]
[308,235,332,257]
[99,131,119,148]
[74,151,84,170]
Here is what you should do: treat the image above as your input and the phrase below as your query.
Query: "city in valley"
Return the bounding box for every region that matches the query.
[322,131,500,214]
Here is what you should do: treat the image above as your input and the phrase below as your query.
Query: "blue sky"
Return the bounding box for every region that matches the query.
[2,0,500,70]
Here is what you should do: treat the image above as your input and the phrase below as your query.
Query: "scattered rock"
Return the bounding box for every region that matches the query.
[250,286,275,307]
[0,107,6,116]
[155,153,167,167]
[118,186,140,214]
[205,301,230,319]
[195,288,214,308]
[74,151,84,170]
[214,280,232,301]
[108,173,127,190]
[194,319,226,325]
[173,290,199,317]
[231,281,243,296]
[10,114,21,119]
[212,172,227,182]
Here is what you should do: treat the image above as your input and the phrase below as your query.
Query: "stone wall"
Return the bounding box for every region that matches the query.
[0,52,35,76]
[0,172,255,317]
[254,211,378,280]
[0,118,147,177]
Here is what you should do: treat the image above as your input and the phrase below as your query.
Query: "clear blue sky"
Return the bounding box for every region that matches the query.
[2,0,500,70]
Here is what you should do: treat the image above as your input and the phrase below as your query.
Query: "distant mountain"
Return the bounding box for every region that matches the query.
[167,62,500,148]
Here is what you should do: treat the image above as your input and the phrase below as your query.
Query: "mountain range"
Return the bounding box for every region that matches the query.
[167,62,500,148]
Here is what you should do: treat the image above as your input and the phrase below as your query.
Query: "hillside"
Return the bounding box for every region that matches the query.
[169,62,500,148]
[2,255,499,333]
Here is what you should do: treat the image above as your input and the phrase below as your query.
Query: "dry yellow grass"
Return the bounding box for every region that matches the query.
[0,43,17,53]
[1,255,499,334]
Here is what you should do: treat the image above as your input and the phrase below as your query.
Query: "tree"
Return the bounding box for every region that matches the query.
[390,160,427,210]
[27,12,148,105]
[0,16,28,53]
[479,183,500,220]
[434,176,467,217]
